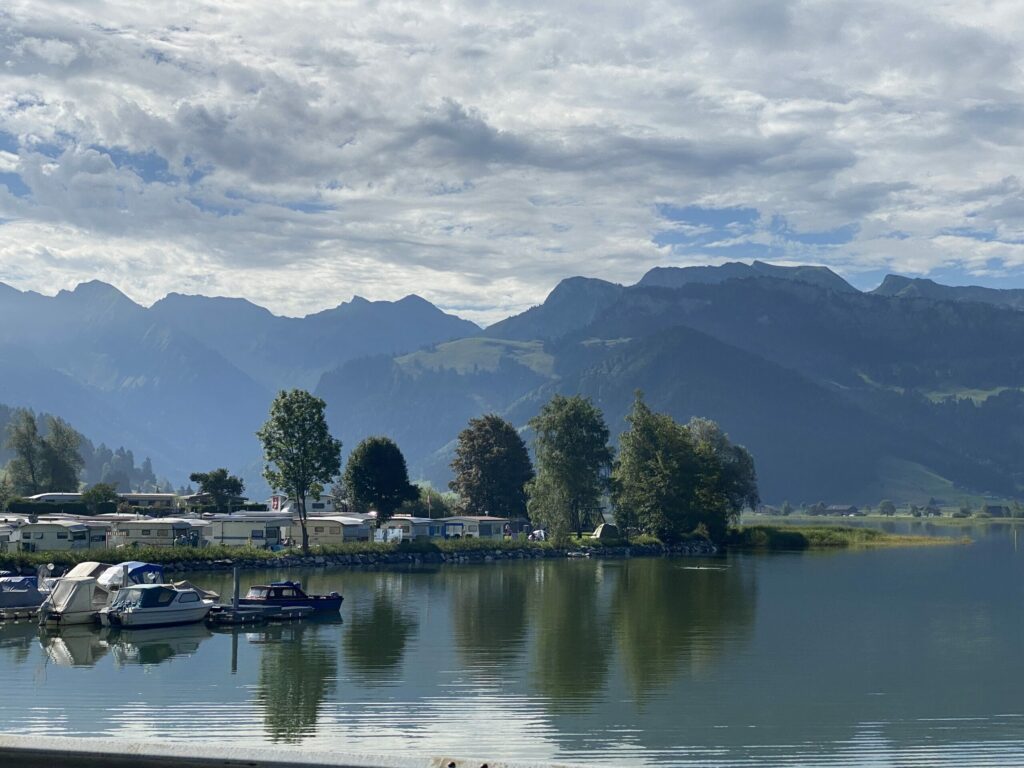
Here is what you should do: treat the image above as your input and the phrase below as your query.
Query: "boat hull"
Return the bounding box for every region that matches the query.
[238,595,343,613]
[39,610,98,626]
[103,604,212,628]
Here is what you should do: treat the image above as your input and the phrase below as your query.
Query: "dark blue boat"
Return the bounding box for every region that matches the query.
[238,581,343,613]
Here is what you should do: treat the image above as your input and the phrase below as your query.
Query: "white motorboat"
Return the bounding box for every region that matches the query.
[99,584,213,628]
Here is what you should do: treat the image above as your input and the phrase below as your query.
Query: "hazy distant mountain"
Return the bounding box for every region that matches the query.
[639,260,858,293]
[0,281,478,493]
[871,274,1024,311]
[7,264,1024,504]
[150,292,479,391]
[484,277,625,341]
[320,269,1024,504]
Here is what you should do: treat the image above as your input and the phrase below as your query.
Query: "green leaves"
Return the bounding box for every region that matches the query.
[5,410,84,495]
[257,390,342,551]
[450,414,533,518]
[188,467,245,509]
[343,436,417,523]
[527,394,613,539]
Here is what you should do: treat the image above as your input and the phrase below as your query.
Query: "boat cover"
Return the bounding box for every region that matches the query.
[97,562,165,589]
[45,577,99,615]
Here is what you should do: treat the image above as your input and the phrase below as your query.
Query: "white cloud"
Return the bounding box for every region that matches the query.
[1,0,1024,323]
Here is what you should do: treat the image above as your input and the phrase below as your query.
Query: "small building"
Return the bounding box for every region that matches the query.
[26,493,83,504]
[381,515,444,541]
[203,513,291,548]
[110,518,208,548]
[982,504,1010,518]
[18,519,90,552]
[181,493,250,512]
[119,493,179,510]
[290,516,372,547]
[825,505,860,517]
[269,494,345,517]
[440,516,509,540]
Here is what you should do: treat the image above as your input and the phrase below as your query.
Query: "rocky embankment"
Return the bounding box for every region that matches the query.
[163,540,717,575]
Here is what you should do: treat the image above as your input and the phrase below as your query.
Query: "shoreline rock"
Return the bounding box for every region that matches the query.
[158,540,718,575]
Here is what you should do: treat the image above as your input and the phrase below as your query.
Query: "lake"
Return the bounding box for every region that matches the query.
[2,522,1024,766]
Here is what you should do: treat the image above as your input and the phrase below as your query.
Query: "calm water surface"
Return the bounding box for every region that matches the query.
[2,522,1024,766]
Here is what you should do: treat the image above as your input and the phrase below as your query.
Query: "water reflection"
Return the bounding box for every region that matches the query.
[105,624,212,667]
[0,621,37,665]
[39,625,109,667]
[612,560,756,699]
[531,560,613,710]
[449,566,529,669]
[344,579,418,677]
[255,619,340,743]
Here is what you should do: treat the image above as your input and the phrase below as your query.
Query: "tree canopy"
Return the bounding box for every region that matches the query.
[257,390,342,552]
[527,394,613,540]
[81,482,120,514]
[343,436,418,527]
[189,467,246,509]
[449,414,533,519]
[4,410,84,495]
[611,394,759,543]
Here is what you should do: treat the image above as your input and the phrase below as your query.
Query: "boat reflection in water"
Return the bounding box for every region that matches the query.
[105,623,214,666]
[39,625,110,667]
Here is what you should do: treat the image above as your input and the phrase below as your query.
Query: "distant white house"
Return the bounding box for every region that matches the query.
[110,518,208,548]
[119,493,178,510]
[440,516,510,540]
[268,494,345,517]
[26,493,82,504]
[18,519,90,552]
[287,515,372,546]
[203,513,291,548]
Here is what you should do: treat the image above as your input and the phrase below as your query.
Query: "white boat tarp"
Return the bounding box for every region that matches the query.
[45,577,101,615]
[97,562,165,590]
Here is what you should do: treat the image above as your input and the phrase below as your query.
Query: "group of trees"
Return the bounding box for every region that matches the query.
[4,410,84,496]
[0,407,171,510]
[256,388,759,551]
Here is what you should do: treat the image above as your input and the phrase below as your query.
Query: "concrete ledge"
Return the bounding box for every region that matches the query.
[0,735,588,768]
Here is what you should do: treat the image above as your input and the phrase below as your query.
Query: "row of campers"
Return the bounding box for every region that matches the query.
[2,512,513,552]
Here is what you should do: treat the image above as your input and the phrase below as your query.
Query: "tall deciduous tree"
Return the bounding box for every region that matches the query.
[189,467,246,510]
[5,410,84,495]
[449,414,533,518]
[527,394,613,540]
[611,392,700,542]
[343,437,418,530]
[686,417,759,542]
[257,390,342,553]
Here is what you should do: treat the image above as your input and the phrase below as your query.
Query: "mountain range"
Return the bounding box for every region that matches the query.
[2,260,1023,505]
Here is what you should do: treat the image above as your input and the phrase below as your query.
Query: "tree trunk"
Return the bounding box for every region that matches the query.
[299,494,310,554]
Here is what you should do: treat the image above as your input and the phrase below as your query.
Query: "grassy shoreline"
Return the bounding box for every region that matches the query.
[0,534,672,570]
[725,524,966,551]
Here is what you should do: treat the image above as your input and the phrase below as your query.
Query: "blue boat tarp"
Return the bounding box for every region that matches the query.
[0,576,38,590]
[97,562,166,589]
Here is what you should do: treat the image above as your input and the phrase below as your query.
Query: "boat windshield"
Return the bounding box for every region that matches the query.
[245,587,268,599]
[111,587,178,609]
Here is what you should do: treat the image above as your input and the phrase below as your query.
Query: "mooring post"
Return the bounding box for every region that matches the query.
[232,565,240,610]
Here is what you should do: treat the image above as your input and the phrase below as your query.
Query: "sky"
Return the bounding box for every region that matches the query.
[2,1,1024,325]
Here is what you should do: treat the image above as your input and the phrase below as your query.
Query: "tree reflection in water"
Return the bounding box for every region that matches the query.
[343,579,418,677]
[449,565,529,671]
[612,558,756,699]
[531,560,613,710]
[256,620,338,743]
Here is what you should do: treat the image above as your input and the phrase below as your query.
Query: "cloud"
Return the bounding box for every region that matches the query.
[2,0,1024,322]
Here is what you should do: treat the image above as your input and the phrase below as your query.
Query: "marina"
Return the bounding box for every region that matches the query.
[0,523,1022,766]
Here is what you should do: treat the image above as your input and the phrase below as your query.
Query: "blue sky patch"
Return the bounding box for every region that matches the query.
[0,173,29,197]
